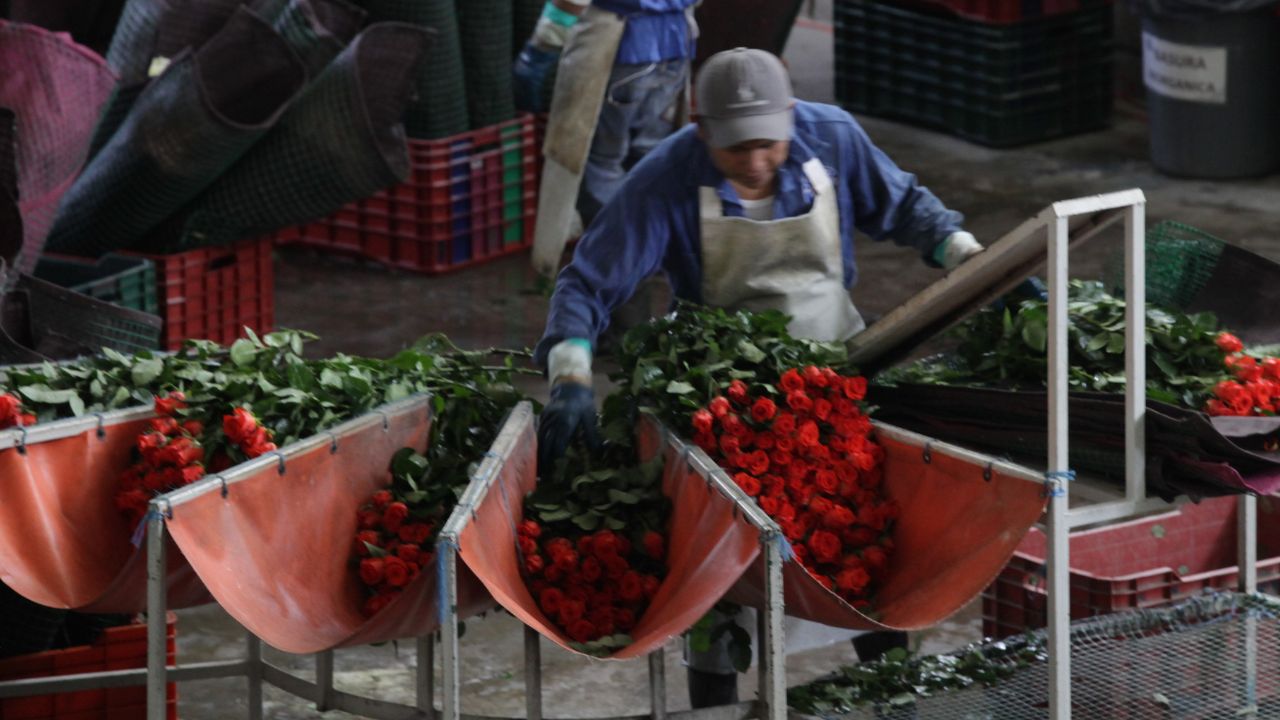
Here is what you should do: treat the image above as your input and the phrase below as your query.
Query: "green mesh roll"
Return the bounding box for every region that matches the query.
[1103,220,1226,311]
[365,0,468,138]
[512,0,543,54]
[456,0,514,129]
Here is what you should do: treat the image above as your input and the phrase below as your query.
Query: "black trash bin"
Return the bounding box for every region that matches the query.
[1140,1,1280,178]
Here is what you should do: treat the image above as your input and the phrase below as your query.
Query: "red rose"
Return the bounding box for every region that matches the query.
[518,536,539,557]
[797,421,820,448]
[747,450,770,476]
[835,566,870,595]
[539,587,564,615]
[734,472,762,496]
[180,466,205,484]
[642,530,665,559]
[787,391,813,414]
[727,380,749,404]
[822,505,856,529]
[813,399,832,421]
[359,558,385,585]
[524,554,545,575]
[137,432,165,452]
[642,574,661,599]
[780,369,805,393]
[802,365,828,388]
[568,619,597,643]
[1216,332,1244,354]
[709,396,731,418]
[149,417,180,436]
[1264,358,1280,382]
[753,432,775,450]
[833,399,856,418]
[553,549,580,572]
[759,496,780,515]
[558,598,586,624]
[862,546,889,575]
[372,490,393,509]
[592,530,621,559]
[240,427,277,458]
[383,556,410,587]
[751,397,778,423]
[0,393,19,424]
[807,530,842,564]
[397,544,421,565]
[843,376,868,401]
[692,409,714,434]
[722,413,749,437]
[619,571,644,602]
[1228,355,1262,383]
[581,556,603,582]
[718,434,741,456]
[223,408,258,443]
[362,594,392,617]
[814,469,839,494]
[615,608,636,631]
[518,519,542,538]
[383,502,409,532]
[603,555,630,579]
[181,420,204,436]
[694,431,717,452]
[153,393,187,417]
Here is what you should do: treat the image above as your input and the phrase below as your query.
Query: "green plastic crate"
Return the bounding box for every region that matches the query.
[33,253,159,315]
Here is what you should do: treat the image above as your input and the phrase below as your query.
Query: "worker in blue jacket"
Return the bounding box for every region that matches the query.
[534,48,987,706]
[515,0,700,278]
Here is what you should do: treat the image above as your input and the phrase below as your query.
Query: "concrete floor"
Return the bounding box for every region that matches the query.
[173,4,1280,718]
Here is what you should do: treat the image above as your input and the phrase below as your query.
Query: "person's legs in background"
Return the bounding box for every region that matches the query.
[582,58,688,353]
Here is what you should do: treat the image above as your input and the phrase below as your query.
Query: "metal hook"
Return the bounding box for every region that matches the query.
[94,412,107,439]
[274,451,287,476]
[922,442,932,464]
[983,462,993,482]
[379,411,390,431]
[328,432,339,454]
[219,475,229,498]
[15,425,27,455]
[162,499,174,520]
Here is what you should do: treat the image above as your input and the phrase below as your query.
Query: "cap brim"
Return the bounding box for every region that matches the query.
[704,110,793,149]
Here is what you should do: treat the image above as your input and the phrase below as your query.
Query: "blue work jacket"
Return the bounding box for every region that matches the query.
[535,101,965,364]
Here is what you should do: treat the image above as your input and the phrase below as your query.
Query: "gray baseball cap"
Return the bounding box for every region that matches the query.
[694,48,794,148]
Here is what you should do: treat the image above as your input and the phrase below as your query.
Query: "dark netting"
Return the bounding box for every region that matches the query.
[365,0,469,139]
[0,20,117,274]
[794,592,1280,720]
[45,6,308,256]
[0,109,19,270]
[1106,221,1280,345]
[457,0,515,129]
[270,0,365,78]
[512,0,543,55]
[160,22,429,246]
[869,383,1280,500]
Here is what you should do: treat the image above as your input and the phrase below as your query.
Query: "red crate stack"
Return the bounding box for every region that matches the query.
[129,236,275,350]
[278,113,539,275]
[983,496,1280,639]
[0,616,177,720]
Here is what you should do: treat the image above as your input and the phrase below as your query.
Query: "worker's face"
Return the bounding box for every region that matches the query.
[704,137,790,196]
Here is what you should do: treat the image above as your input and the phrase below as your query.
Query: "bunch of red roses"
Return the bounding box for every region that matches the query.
[114,393,206,527]
[0,392,35,429]
[222,407,278,459]
[1205,332,1280,417]
[519,521,666,644]
[690,367,896,607]
[351,489,437,617]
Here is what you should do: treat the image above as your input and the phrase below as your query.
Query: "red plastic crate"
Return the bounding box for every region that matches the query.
[885,0,1109,24]
[278,113,539,275]
[982,496,1280,639]
[0,616,177,720]
[128,236,275,350]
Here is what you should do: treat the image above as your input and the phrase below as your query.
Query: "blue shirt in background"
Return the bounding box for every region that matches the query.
[594,0,698,64]
[535,101,965,365]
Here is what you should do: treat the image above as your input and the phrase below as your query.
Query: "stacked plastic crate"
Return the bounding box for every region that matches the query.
[275,114,538,275]
[834,0,1114,147]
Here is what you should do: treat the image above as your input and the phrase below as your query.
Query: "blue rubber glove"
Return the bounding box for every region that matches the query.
[537,381,601,477]
[514,41,559,114]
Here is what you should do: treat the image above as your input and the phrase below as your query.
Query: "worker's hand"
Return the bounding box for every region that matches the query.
[538,380,602,477]
[937,231,984,270]
[514,41,559,114]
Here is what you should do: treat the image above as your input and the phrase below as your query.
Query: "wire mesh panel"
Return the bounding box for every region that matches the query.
[1104,220,1226,311]
[796,593,1280,719]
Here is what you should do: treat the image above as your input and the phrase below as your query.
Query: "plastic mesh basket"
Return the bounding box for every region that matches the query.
[1103,220,1226,312]
[1,273,162,361]
[33,253,158,315]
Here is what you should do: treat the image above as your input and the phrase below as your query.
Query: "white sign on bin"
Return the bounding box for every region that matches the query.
[1143,32,1228,104]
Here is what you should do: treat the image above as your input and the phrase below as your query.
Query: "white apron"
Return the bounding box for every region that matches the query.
[699,157,865,342]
